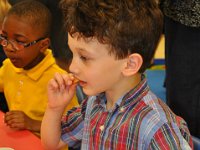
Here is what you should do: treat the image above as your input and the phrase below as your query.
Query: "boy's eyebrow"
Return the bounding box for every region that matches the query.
[2,30,28,39]
[14,33,28,39]
[69,44,87,52]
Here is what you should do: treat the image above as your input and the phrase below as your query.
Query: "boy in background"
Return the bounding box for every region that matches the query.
[41,0,193,149]
[9,0,73,71]
[0,0,78,137]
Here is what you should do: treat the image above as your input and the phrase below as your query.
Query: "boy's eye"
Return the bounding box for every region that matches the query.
[1,35,7,39]
[16,40,26,45]
[80,55,88,61]
[0,35,26,45]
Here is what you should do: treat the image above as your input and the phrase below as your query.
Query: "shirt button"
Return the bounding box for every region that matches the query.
[99,125,104,131]
[120,107,125,112]
[19,80,23,85]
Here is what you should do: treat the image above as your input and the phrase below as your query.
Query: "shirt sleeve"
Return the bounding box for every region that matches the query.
[61,98,88,147]
[148,123,193,150]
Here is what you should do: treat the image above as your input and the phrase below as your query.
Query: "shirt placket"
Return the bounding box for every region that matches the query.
[12,79,23,109]
[96,108,118,149]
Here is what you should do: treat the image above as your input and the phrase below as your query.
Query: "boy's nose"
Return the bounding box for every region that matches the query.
[69,58,78,74]
[3,43,16,52]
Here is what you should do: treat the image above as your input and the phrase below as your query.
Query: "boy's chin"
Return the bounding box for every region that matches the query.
[10,62,23,68]
[82,88,100,96]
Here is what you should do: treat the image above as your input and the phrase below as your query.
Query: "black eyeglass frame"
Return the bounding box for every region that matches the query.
[0,34,45,51]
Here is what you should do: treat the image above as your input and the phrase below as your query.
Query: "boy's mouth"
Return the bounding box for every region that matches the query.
[73,78,80,84]
[78,80,87,87]
[9,57,18,63]
[72,76,87,86]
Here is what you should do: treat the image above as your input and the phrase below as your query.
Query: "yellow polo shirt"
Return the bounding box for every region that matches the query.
[0,49,78,127]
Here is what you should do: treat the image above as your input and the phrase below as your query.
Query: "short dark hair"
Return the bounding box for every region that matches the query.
[60,0,163,73]
[7,0,52,37]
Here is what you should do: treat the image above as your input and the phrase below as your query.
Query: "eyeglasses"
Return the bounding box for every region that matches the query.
[0,34,45,51]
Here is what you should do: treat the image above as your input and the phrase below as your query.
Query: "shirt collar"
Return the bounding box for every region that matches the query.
[97,93,123,110]
[12,49,55,80]
[120,74,149,108]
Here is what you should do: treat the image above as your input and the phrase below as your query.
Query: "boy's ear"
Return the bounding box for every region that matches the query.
[39,38,50,52]
[122,53,143,76]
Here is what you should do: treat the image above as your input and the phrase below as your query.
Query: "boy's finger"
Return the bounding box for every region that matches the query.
[54,73,66,85]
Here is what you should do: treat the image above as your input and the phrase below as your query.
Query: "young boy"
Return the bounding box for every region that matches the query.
[0,0,78,136]
[41,0,193,149]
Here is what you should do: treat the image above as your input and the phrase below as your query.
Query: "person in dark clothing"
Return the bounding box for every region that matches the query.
[160,0,200,138]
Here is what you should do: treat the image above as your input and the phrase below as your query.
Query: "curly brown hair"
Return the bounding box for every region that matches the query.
[60,0,163,73]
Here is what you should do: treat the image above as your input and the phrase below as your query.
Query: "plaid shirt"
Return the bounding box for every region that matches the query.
[61,76,193,150]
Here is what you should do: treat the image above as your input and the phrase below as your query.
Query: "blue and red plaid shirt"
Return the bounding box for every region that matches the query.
[61,76,193,150]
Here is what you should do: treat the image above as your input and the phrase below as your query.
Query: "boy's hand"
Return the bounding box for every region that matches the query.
[47,73,77,111]
[4,110,39,131]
